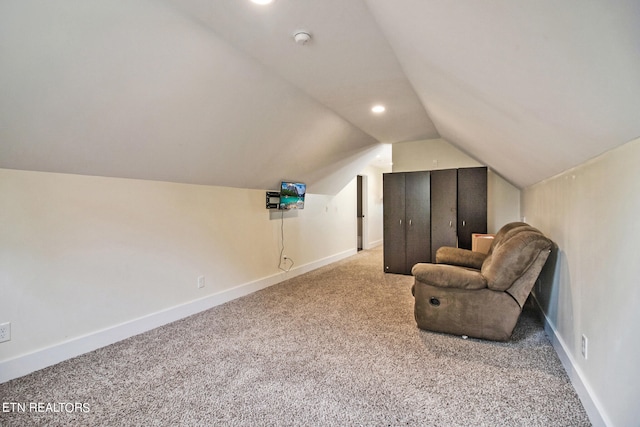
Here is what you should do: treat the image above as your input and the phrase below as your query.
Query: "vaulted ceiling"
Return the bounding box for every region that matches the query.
[1,0,638,193]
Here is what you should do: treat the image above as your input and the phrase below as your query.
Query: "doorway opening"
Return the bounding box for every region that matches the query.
[357,175,367,251]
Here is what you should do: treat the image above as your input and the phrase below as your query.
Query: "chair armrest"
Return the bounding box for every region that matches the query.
[411,263,487,290]
[435,247,487,270]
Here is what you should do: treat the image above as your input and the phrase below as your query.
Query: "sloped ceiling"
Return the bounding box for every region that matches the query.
[1,0,639,192]
[366,0,640,188]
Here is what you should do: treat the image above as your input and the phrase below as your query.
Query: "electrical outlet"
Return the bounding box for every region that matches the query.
[581,334,588,359]
[0,322,11,343]
[197,276,205,289]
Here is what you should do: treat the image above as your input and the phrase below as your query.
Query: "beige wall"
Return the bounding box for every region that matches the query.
[522,137,640,427]
[392,138,521,233]
[0,169,358,376]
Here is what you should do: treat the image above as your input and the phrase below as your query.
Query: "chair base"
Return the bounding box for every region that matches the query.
[413,281,522,341]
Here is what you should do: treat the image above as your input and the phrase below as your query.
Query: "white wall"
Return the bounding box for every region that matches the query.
[392,138,521,232]
[487,170,521,233]
[0,169,358,381]
[392,138,483,172]
[522,137,640,427]
[358,164,389,249]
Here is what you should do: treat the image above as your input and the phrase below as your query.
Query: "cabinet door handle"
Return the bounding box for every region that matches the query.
[449,220,452,227]
[462,220,466,227]
[409,219,412,226]
[399,219,402,225]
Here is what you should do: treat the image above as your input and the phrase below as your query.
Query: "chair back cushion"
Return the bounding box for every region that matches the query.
[481,230,553,291]
[487,222,529,254]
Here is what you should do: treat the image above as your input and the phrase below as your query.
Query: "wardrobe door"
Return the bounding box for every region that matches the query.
[457,167,487,250]
[383,173,406,273]
[405,171,431,272]
[430,169,458,262]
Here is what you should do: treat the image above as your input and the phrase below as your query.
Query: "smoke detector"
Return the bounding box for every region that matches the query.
[293,31,312,45]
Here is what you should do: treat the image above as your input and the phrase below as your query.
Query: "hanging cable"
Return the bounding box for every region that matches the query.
[278,210,294,272]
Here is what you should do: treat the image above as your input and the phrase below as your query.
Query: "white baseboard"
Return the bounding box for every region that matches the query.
[532,297,611,427]
[0,248,356,384]
[366,239,383,249]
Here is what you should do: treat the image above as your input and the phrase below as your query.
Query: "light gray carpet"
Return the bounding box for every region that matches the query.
[0,247,590,426]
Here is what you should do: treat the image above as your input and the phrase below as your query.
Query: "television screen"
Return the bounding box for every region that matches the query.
[280,182,306,210]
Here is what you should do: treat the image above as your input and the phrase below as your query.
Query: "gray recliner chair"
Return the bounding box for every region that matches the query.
[411,222,553,341]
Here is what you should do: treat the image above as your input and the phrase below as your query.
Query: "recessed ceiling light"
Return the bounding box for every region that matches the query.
[371,105,386,113]
[251,0,273,5]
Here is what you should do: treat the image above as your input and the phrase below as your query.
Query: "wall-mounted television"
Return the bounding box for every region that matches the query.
[279,181,306,210]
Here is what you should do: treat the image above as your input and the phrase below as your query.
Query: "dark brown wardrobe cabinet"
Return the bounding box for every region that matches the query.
[383,171,431,275]
[456,167,488,250]
[383,167,487,274]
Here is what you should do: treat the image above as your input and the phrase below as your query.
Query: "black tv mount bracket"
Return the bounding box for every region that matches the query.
[266,191,280,209]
